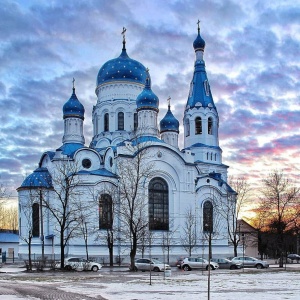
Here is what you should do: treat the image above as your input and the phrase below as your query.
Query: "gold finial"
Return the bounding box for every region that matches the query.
[197,19,200,34]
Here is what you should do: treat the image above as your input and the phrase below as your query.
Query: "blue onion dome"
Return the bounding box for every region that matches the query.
[160,102,179,133]
[63,85,85,120]
[96,38,148,88]
[136,71,159,111]
[193,22,205,51]
[18,167,53,190]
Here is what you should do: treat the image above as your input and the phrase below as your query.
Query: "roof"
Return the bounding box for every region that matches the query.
[0,233,19,243]
[77,169,117,178]
[56,143,85,158]
[63,88,85,120]
[96,44,147,88]
[18,167,53,190]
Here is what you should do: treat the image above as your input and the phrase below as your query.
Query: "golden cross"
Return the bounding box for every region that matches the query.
[72,77,75,89]
[197,20,201,33]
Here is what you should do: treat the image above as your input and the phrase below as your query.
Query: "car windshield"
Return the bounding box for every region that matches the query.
[151,259,164,264]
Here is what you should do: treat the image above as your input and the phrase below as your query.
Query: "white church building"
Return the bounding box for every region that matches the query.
[17,25,236,264]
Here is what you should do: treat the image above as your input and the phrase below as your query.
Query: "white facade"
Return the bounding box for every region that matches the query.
[17,28,236,263]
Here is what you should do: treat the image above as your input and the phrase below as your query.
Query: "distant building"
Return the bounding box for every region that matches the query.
[17,25,236,262]
[237,219,258,257]
[0,231,19,261]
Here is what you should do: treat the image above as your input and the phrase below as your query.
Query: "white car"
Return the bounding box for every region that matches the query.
[231,256,269,269]
[59,257,102,272]
[134,258,170,272]
[181,257,219,271]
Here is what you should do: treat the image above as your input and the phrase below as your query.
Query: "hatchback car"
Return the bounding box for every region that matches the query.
[287,254,300,262]
[134,258,170,272]
[231,256,269,269]
[211,258,242,270]
[60,257,102,271]
[181,257,219,271]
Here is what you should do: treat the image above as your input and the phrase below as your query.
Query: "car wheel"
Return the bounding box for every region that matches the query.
[91,265,99,272]
[206,265,214,270]
[183,265,191,271]
[134,266,138,271]
[153,267,160,272]
[256,264,263,269]
[230,265,235,270]
[64,265,72,271]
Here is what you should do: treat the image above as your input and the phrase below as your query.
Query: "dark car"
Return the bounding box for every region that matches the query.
[176,257,184,268]
[287,254,300,262]
[211,258,242,270]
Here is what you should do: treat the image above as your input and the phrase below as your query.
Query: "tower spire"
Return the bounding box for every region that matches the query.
[197,19,200,34]
[72,77,75,93]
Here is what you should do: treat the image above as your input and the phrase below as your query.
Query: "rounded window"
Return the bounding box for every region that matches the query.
[109,157,113,167]
[82,158,91,169]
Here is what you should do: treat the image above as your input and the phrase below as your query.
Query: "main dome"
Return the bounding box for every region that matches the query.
[96,44,148,87]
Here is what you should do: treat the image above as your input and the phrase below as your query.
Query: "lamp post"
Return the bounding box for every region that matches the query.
[205,223,211,300]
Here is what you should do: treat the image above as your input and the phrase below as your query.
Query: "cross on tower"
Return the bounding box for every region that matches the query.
[72,78,75,90]
[167,96,171,108]
[121,27,127,42]
[197,19,201,33]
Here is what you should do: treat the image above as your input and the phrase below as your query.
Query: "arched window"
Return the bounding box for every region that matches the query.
[104,113,109,131]
[207,152,209,160]
[208,117,213,135]
[203,201,213,233]
[215,154,217,161]
[32,203,39,237]
[99,194,113,229]
[118,112,124,130]
[149,178,169,230]
[134,113,138,131]
[195,117,202,134]
[185,119,190,137]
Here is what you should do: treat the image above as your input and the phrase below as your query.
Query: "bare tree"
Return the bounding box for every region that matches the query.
[180,206,198,256]
[42,161,87,269]
[116,138,154,271]
[19,190,45,270]
[89,184,118,267]
[216,177,251,257]
[258,170,300,267]
[160,220,178,264]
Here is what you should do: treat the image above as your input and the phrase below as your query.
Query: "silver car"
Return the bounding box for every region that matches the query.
[231,256,269,269]
[181,257,219,271]
[134,258,170,272]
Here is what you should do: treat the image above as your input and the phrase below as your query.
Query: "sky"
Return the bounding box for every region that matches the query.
[0,0,299,203]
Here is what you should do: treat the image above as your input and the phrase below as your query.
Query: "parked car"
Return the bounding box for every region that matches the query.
[181,257,219,271]
[287,254,300,262]
[134,258,170,272]
[211,258,242,270]
[231,256,269,269]
[176,257,184,268]
[58,257,102,272]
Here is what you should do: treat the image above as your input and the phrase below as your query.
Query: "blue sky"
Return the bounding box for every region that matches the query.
[0,0,299,199]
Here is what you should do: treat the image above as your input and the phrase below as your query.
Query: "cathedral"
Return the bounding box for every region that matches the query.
[17,25,236,263]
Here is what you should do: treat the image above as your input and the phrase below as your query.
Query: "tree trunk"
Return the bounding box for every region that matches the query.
[60,229,65,269]
[130,235,137,271]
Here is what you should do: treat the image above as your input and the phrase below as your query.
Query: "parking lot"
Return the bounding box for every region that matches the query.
[0,263,300,299]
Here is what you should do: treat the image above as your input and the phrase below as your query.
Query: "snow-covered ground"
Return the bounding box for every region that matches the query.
[1,265,300,299]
